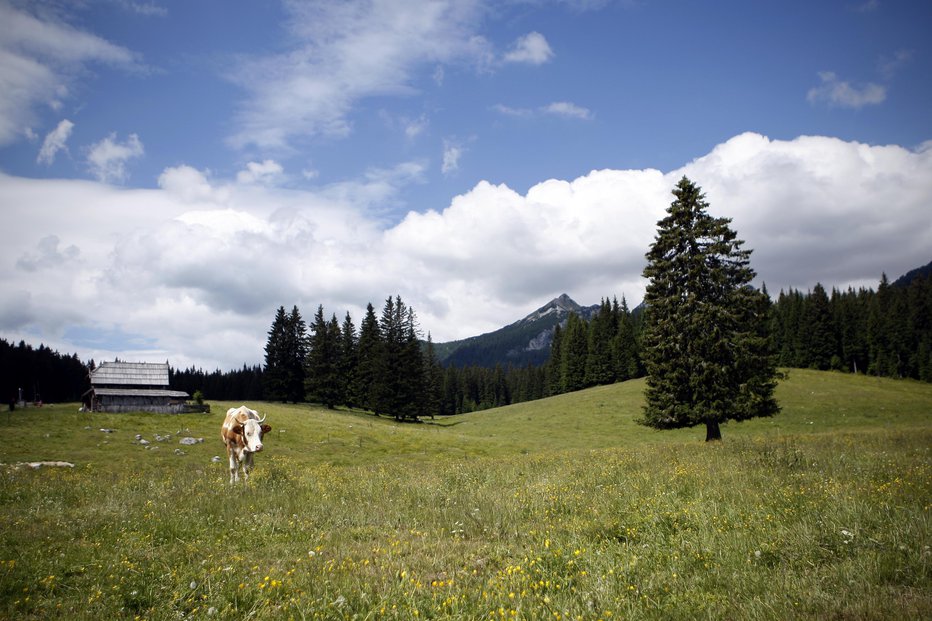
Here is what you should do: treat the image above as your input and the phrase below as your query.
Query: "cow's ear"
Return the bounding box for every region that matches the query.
[232,424,244,435]
[260,424,272,434]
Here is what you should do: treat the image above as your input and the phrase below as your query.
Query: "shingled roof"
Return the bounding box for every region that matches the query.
[85,361,190,412]
[90,361,171,387]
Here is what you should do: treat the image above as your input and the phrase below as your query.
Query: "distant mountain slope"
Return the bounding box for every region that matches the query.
[437,294,599,368]
[893,259,932,287]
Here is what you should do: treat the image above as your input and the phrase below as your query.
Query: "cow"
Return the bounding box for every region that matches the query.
[221,405,271,484]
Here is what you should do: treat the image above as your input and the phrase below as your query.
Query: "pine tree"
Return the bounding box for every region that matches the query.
[263,306,290,402]
[641,177,779,441]
[305,306,341,408]
[339,312,359,408]
[546,323,564,395]
[560,313,589,393]
[803,283,834,370]
[585,299,616,386]
[285,305,309,402]
[612,296,640,381]
[354,303,381,412]
[423,333,444,418]
[868,274,894,376]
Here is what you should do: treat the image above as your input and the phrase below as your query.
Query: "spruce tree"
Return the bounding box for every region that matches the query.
[305,306,341,408]
[585,299,616,386]
[546,323,564,395]
[560,313,589,393]
[339,312,359,408]
[263,306,290,402]
[612,296,640,381]
[354,303,381,412]
[803,283,835,370]
[641,177,779,441]
[285,305,309,402]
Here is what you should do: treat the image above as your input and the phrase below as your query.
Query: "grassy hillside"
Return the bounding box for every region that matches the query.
[1,370,930,619]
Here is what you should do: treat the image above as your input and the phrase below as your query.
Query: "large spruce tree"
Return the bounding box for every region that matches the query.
[641,177,779,441]
[263,306,290,402]
[305,305,342,408]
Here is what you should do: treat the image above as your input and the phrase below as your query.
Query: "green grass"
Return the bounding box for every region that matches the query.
[1,370,930,619]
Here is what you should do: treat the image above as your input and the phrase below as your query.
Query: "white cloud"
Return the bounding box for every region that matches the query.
[236,160,284,185]
[16,234,79,272]
[542,101,592,120]
[404,114,429,140]
[1,133,930,370]
[0,2,138,146]
[492,103,534,118]
[86,132,144,183]
[807,71,886,109]
[493,101,592,120]
[37,118,74,165]
[442,140,464,175]
[503,31,554,65]
[158,165,229,204]
[114,1,168,17]
[228,0,487,151]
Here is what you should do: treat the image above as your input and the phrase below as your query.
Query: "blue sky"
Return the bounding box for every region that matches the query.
[1,0,931,370]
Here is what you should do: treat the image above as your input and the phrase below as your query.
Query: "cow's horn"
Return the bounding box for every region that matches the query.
[256,413,266,423]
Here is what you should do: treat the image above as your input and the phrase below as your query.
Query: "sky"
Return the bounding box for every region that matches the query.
[1,0,931,372]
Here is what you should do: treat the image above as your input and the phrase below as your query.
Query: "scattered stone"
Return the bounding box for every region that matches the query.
[207,607,217,616]
[99,428,115,433]
[135,434,143,441]
[174,449,186,456]
[139,439,150,446]
[211,456,222,463]
[179,437,203,445]
[21,461,75,470]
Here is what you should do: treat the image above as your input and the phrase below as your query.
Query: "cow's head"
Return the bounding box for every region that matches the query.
[232,415,271,453]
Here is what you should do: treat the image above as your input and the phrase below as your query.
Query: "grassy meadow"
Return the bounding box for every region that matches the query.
[1,369,930,620]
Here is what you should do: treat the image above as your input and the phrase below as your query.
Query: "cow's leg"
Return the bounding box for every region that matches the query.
[228,448,238,484]
[243,452,254,481]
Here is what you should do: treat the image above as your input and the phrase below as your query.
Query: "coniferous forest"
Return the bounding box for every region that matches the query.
[2,267,930,416]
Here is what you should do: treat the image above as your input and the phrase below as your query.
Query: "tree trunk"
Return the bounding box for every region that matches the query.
[705,418,722,442]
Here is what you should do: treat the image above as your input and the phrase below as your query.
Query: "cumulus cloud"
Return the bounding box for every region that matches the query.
[37,118,74,164]
[16,234,80,272]
[158,165,230,204]
[86,132,144,183]
[1,133,930,370]
[236,159,284,185]
[0,2,138,146]
[807,71,886,109]
[503,31,554,65]
[228,0,487,151]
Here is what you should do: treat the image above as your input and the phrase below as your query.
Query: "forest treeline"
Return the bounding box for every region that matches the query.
[3,269,930,413]
[771,273,932,381]
[0,339,88,405]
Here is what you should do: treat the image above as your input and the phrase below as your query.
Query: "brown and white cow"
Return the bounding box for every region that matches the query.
[221,405,271,484]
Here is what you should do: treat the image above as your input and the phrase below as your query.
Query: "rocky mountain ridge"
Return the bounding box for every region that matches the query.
[436,294,599,368]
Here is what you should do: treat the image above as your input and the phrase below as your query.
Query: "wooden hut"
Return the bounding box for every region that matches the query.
[85,361,189,413]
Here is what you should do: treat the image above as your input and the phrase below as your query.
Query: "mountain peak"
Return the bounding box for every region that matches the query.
[438,293,600,367]
[522,294,584,323]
